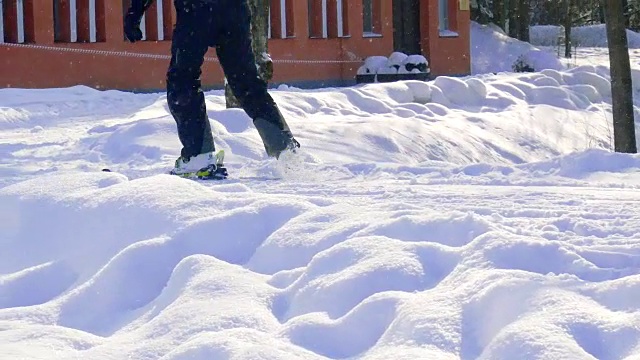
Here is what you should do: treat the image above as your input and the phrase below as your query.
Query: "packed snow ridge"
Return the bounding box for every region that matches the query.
[2,23,640,360]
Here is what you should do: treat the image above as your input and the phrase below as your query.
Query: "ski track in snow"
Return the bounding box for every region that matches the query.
[2,23,640,360]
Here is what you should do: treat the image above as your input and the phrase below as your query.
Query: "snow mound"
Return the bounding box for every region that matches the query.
[358,52,429,77]
[2,166,640,359]
[0,64,626,187]
[471,22,564,74]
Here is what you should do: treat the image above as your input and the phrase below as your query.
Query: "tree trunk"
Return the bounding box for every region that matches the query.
[225,0,273,109]
[518,0,530,42]
[493,0,505,30]
[603,0,637,153]
[565,0,572,58]
[508,0,519,38]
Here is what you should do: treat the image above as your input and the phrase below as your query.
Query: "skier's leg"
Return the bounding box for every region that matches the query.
[166,1,215,160]
[215,1,299,158]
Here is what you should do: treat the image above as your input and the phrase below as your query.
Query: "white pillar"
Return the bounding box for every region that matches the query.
[321,0,327,38]
[0,0,4,43]
[17,0,25,43]
[337,0,343,37]
[280,0,286,38]
[89,0,96,42]
[70,0,78,42]
[157,0,164,40]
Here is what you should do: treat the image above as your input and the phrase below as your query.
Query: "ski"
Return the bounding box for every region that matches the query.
[167,149,229,180]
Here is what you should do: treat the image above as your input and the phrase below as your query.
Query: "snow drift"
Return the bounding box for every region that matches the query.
[530,24,640,48]
[471,22,564,74]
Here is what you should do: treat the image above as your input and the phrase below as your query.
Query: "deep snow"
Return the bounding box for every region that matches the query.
[2,22,640,360]
[530,23,640,49]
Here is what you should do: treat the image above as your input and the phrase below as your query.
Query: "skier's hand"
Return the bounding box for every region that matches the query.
[124,10,143,43]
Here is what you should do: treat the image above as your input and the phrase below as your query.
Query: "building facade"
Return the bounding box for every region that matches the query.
[0,0,470,91]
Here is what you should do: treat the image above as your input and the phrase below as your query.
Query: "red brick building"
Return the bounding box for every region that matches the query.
[0,0,470,90]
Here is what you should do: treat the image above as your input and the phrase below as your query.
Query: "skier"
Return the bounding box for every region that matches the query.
[123,0,300,179]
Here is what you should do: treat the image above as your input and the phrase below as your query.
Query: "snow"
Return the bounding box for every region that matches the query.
[471,22,564,74]
[2,21,640,360]
[530,24,640,48]
[359,53,429,78]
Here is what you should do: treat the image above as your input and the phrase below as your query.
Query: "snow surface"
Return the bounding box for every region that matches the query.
[530,24,640,48]
[474,22,640,75]
[2,22,640,360]
[471,22,563,74]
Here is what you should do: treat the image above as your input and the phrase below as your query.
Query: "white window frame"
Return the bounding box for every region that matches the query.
[362,0,381,38]
[0,1,4,43]
[157,0,164,40]
[337,0,346,37]
[268,4,271,38]
[0,0,28,43]
[89,0,96,42]
[308,0,327,38]
[321,0,327,38]
[137,2,166,41]
[438,0,448,30]
[17,0,25,43]
[438,0,459,37]
[70,0,99,42]
[70,0,77,42]
[363,0,372,35]
[280,0,287,37]
[270,0,289,39]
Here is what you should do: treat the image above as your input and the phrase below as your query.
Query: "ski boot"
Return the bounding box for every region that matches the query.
[170,150,228,180]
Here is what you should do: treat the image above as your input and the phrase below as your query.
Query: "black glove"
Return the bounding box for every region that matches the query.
[124,10,144,43]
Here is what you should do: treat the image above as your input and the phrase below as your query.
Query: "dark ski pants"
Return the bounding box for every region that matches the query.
[166,0,298,160]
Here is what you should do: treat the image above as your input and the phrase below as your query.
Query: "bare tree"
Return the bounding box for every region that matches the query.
[493,0,506,30]
[518,0,531,42]
[565,0,572,58]
[486,0,530,42]
[603,0,637,152]
[508,0,519,37]
[225,0,274,108]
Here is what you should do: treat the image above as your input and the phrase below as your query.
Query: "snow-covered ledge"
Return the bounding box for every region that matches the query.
[439,30,459,38]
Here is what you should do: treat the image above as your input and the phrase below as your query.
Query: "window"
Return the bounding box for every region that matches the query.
[0,0,7,43]
[336,0,349,37]
[305,0,349,39]
[1,0,29,43]
[308,0,327,38]
[438,0,449,31]
[285,0,295,37]
[269,0,295,39]
[120,0,172,42]
[53,0,66,42]
[363,0,381,37]
[438,0,458,37]
[54,0,107,42]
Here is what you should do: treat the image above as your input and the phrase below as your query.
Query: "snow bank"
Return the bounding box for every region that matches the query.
[2,159,640,359]
[471,22,563,74]
[0,63,629,188]
[530,24,640,48]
